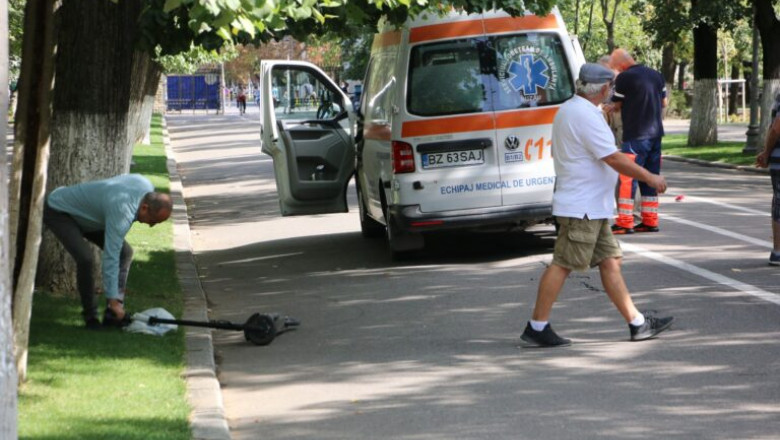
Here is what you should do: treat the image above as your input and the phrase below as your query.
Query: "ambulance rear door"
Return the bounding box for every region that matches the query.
[401,28,503,214]
[487,23,577,207]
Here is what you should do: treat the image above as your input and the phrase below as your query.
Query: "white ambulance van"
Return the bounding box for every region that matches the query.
[259,8,585,257]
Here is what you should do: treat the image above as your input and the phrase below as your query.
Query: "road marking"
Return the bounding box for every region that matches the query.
[663,214,773,249]
[668,193,766,216]
[620,241,780,306]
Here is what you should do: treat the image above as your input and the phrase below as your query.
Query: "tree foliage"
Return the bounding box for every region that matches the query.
[138,0,560,58]
[559,1,656,65]
[8,0,25,80]
[157,45,238,74]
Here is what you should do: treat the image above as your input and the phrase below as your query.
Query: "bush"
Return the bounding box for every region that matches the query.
[667,90,690,119]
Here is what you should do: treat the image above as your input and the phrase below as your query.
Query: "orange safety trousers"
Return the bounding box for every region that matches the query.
[615,153,659,228]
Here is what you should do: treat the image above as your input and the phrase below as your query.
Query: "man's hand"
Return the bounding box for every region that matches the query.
[646,174,667,194]
[603,152,667,194]
[108,298,126,320]
[756,151,769,168]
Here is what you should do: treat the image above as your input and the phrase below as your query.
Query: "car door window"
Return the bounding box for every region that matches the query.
[272,68,344,121]
[363,53,397,125]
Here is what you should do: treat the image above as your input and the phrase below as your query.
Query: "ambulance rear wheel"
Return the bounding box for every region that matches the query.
[357,181,384,238]
[384,210,424,260]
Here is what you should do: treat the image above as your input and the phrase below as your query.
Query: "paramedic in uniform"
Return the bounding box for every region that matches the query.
[608,49,667,234]
[520,63,674,347]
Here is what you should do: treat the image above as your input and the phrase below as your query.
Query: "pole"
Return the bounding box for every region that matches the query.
[220,62,225,115]
[743,1,760,153]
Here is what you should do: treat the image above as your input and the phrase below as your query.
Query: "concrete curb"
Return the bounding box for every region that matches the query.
[162,117,232,440]
[663,154,770,175]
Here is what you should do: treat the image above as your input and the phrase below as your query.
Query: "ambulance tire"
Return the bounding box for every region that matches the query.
[384,210,424,260]
[357,181,384,238]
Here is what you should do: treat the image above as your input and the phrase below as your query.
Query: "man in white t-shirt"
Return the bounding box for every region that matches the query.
[521,63,674,347]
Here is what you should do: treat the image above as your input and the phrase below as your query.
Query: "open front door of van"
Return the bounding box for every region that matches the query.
[259,60,356,216]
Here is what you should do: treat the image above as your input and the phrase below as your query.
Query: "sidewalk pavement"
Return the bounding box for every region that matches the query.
[162,112,762,440]
[163,118,231,440]
[662,118,768,175]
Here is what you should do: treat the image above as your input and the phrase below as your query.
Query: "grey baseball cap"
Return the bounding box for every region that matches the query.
[578,63,614,84]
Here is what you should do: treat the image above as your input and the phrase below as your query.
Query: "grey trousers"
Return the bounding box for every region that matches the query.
[43,199,133,320]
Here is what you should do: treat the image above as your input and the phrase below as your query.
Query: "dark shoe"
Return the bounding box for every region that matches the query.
[85,317,102,330]
[521,323,572,347]
[629,314,674,341]
[611,224,634,235]
[103,307,132,328]
[769,252,780,266]
[634,223,660,233]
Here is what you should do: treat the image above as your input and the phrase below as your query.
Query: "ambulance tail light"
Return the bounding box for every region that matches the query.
[392,141,415,174]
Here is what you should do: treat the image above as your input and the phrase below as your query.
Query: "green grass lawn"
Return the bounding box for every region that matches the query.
[662,133,758,166]
[18,114,192,440]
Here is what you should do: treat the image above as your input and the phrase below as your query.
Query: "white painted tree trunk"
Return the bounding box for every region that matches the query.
[0,139,19,438]
[1,0,20,436]
[758,79,780,150]
[688,79,718,146]
[12,146,50,383]
[38,0,162,297]
[10,0,58,384]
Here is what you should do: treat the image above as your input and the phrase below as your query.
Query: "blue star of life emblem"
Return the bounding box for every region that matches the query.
[508,55,550,95]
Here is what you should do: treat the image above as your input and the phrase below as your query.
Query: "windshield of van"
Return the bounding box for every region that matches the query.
[407,32,574,116]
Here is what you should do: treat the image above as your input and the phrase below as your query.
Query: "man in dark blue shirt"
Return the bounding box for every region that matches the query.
[608,48,667,234]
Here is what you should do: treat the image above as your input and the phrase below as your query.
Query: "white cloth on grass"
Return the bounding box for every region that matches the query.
[124,307,178,336]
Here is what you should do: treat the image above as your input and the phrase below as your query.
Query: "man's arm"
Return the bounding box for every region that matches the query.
[757,117,780,168]
[102,212,134,319]
[602,151,667,193]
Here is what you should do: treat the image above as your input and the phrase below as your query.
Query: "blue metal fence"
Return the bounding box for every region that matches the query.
[167,75,220,111]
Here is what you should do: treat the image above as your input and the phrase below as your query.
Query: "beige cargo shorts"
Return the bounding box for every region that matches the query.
[552,216,623,271]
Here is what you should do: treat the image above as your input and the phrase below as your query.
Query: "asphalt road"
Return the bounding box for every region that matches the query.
[167,109,779,440]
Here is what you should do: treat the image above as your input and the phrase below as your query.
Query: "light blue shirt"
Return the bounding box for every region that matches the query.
[48,174,154,299]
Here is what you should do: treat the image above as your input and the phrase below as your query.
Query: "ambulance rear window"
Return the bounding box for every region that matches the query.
[408,40,487,116]
[407,33,574,116]
[489,33,575,111]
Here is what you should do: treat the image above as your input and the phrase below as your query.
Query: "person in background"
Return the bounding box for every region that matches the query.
[609,48,667,235]
[598,55,622,147]
[756,93,780,265]
[520,63,674,348]
[237,86,247,115]
[43,174,173,329]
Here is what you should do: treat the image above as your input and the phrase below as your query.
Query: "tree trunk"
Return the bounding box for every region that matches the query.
[599,0,620,54]
[755,0,780,149]
[689,79,718,145]
[582,0,596,53]
[688,6,718,146]
[661,43,676,84]
[728,64,739,116]
[11,0,58,384]
[574,0,580,35]
[1,0,20,435]
[677,61,687,91]
[38,0,162,296]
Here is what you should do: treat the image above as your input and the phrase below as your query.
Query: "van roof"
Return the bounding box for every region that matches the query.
[375,8,566,48]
